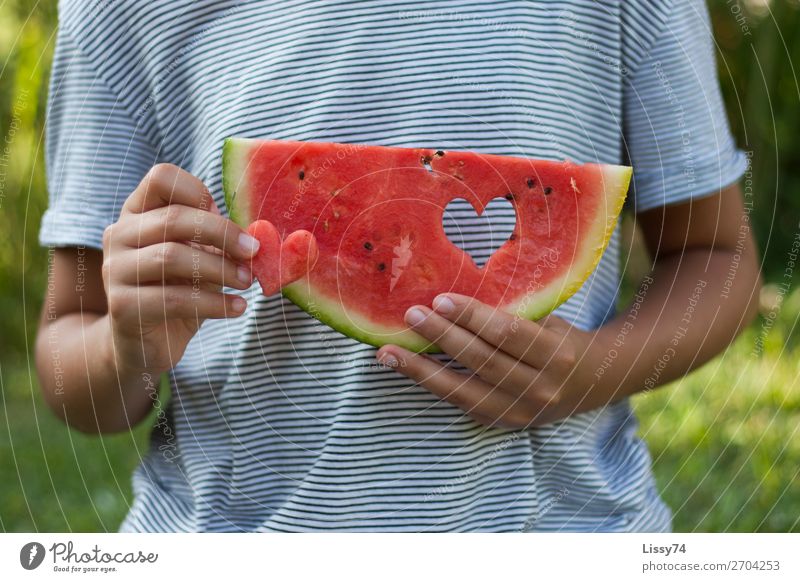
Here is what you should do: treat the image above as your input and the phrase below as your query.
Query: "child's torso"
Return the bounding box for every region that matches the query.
[62,0,670,532]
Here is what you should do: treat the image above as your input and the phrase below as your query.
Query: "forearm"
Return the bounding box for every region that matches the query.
[584,246,761,407]
[35,311,157,433]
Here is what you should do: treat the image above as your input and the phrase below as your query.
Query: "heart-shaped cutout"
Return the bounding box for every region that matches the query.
[441,196,516,268]
[248,220,319,295]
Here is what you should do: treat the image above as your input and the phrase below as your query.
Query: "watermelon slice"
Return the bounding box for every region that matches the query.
[223,139,631,352]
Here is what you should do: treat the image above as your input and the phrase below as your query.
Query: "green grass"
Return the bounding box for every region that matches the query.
[634,288,800,532]
[0,365,151,532]
[1,293,798,532]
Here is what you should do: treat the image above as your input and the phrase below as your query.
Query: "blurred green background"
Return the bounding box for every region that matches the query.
[1,1,798,532]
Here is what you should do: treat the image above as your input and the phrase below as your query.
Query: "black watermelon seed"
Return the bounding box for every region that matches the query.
[298,170,305,180]
[505,193,515,201]
[544,186,553,195]
[527,178,535,188]
[509,233,517,241]
[435,150,445,157]
[364,242,373,250]
[377,262,386,271]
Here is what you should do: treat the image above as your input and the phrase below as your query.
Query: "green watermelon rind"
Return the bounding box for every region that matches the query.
[222,137,631,353]
[282,282,437,353]
[222,138,252,227]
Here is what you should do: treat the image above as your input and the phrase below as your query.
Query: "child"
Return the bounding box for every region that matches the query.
[37,0,760,531]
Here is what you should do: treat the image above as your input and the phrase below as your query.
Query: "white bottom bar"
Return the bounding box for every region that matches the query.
[1,533,797,581]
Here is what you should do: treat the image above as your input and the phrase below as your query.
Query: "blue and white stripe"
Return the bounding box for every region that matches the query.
[41,0,746,532]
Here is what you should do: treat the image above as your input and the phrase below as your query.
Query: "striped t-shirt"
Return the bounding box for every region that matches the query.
[41,0,746,532]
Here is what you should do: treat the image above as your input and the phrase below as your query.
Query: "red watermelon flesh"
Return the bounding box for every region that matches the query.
[224,139,631,352]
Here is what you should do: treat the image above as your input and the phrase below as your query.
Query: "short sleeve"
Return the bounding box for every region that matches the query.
[623,0,748,213]
[40,24,157,249]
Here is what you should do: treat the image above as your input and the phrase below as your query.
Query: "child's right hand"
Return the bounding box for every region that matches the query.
[101,164,260,375]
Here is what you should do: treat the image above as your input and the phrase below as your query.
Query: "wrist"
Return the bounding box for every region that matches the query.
[99,315,160,379]
[554,320,633,418]
[105,316,163,431]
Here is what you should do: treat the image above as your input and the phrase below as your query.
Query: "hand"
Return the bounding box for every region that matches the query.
[101,164,261,374]
[375,294,598,428]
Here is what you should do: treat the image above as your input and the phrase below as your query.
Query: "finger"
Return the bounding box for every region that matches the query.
[109,285,247,322]
[376,346,528,428]
[123,163,215,214]
[431,293,560,367]
[185,242,235,293]
[119,204,260,260]
[119,243,252,290]
[405,305,537,391]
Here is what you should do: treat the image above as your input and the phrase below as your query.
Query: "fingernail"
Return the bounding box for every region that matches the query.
[405,307,427,327]
[237,266,251,285]
[239,233,260,255]
[232,297,247,313]
[432,295,455,315]
[378,352,399,367]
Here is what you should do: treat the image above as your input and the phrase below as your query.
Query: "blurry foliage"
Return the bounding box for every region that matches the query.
[0,0,797,531]
[710,0,800,280]
[1,0,56,362]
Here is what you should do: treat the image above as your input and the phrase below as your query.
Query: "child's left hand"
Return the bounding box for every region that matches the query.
[376,293,598,428]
